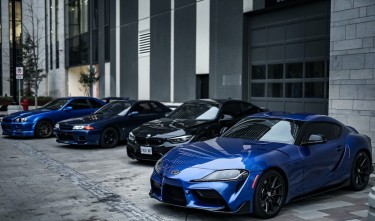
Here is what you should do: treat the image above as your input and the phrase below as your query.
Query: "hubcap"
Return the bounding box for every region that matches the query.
[38,122,51,137]
[260,175,284,214]
[104,130,115,144]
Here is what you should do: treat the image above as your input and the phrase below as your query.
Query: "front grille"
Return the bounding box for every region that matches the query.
[163,184,187,206]
[2,125,11,130]
[2,118,11,123]
[193,189,226,207]
[59,125,73,130]
[135,136,165,146]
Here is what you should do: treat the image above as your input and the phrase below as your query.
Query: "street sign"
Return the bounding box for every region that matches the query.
[16,67,23,80]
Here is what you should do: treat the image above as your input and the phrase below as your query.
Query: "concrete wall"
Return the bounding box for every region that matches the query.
[329,0,375,148]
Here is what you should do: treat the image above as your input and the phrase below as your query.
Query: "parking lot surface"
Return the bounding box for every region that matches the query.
[0,136,373,221]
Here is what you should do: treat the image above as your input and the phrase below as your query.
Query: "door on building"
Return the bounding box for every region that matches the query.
[245,0,330,114]
[196,74,209,99]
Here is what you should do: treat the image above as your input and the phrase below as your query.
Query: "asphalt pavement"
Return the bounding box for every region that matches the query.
[0,136,373,221]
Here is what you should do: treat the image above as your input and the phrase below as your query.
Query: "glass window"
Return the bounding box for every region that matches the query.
[80,33,89,64]
[223,118,302,144]
[69,99,91,110]
[268,64,283,79]
[42,99,70,110]
[305,82,324,98]
[221,102,244,118]
[285,83,302,98]
[80,0,89,34]
[150,102,163,113]
[131,103,153,115]
[88,99,103,108]
[168,103,219,120]
[302,122,341,142]
[286,63,303,78]
[68,0,80,38]
[251,83,265,97]
[252,65,266,79]
[306,61,325,78]
[267,83,283,98]
[95,101,131,115]
[69,36,80,66]
[242,102,259,115]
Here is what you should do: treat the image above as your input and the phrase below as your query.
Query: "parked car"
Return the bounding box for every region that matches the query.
[1,97,105,138]
[149,112,373,218]
[54,100,171,148]
[127,99,266,161]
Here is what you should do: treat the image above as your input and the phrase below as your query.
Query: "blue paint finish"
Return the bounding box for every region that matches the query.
[150,113,373,215]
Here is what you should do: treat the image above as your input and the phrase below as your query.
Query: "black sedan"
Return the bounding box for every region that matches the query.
[127,99,266,161]
[54,100,171,148]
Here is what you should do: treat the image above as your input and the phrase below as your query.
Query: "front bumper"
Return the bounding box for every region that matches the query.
[54,129,101,145]
[149,170,257,214]
[1,122,35,137]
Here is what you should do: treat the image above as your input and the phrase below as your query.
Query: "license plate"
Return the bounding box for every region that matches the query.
[140,146,152,155]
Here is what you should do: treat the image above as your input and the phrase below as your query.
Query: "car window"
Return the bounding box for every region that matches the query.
[95,101,132,115]
[150,102,163,113]
[88,99,103,108]
[131,102,153,114]
[223,118,302,144]
[69,99,91,110]
[221,102,243,118]
[302,122,342,142]
[42,98,70,110]
[242,102,259,115]
[168,103,219,120]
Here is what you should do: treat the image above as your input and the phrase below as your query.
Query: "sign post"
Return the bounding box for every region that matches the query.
[16,67,23,107]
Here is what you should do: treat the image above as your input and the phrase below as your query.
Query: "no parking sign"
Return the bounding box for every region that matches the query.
[16,67,23,79]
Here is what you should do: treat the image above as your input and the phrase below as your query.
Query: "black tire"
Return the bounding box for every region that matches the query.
[253,170,286,219]
[349,151,371,191]
[100,127,119,148]
[34,120,53,138]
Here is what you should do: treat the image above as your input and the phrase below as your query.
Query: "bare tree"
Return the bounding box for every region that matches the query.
[22,0,47,107]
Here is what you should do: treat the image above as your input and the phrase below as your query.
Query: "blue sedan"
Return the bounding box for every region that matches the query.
[54,100,171,148]
[150,112,373,218]
[1,97,105,138]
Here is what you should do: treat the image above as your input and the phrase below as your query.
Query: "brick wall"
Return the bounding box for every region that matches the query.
[329,0,375,149]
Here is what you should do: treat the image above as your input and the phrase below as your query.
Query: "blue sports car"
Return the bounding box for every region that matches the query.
[150,112,373,218]
[1,97,105,138]
[54,100,171,148]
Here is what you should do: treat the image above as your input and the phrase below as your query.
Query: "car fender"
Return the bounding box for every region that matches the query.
[346,133,372,161]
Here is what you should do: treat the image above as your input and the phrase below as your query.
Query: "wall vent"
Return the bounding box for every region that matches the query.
[138,31,150,55]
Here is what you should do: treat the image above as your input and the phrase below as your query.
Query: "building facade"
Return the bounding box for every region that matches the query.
[0,0,374,147]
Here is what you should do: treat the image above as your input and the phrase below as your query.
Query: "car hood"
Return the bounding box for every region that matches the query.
[161,137,296,173]
[133,118,211,138]
[6,108,52,119]
[59,114,118,125]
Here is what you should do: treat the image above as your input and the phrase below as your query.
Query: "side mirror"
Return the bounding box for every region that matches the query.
[64,106,73,111]
[301,134,326,146]
[128,111,139,117]
[220,114,233,122]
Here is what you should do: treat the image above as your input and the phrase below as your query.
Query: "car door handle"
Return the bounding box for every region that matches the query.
[336,146,343,151]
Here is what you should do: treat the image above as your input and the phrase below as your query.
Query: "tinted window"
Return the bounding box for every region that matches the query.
[69,99,91,110]
[150,102,163,113]
[132,103,153,114]
[88,99,103,108]
[242,102,259,115]
[168,103,219,120]
[95,101,132,115]
[42,99,69,110]
[302,122,341,142]
[221,102,244,118]
[223,118,302,144]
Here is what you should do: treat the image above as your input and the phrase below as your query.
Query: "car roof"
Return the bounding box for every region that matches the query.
[184,99,246,105]
[249,111,341,124]
[56,96,100,100]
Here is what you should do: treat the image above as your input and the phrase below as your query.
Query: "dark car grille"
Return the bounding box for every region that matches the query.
[135,136,165,146]
[163,184,187,206]
[59,125,73,130]
[2,125,11,130]
[2,118,11,123]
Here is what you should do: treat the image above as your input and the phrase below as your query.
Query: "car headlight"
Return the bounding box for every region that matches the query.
[15,118,27,122]
[167,135,193,144]
[128,131,135,142]
[73,125,95,130]
[154,158,163,175]
[55,123,60,129]
[192,169,249,182]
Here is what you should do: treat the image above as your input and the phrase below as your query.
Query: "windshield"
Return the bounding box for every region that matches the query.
[42,99,70,110]
[167,103,220,120]
[222,118,302,144]
[95,101,132,115]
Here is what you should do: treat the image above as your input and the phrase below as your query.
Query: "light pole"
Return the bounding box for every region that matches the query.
[12,0,17,103]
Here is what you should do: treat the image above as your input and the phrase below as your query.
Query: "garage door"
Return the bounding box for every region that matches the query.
[246,0,330,114]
